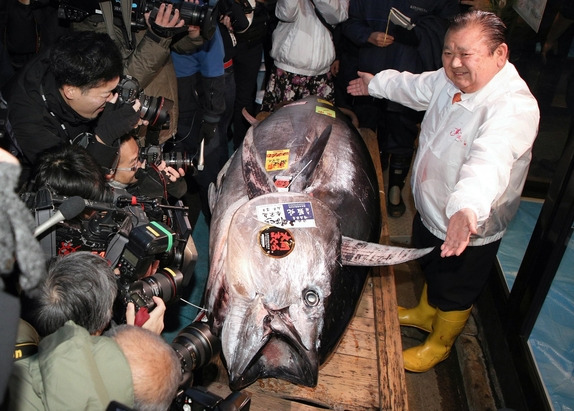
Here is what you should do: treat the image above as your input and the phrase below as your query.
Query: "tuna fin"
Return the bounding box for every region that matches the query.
[341,236,434,266]
[241,127,277,199]
[289,125,333,190]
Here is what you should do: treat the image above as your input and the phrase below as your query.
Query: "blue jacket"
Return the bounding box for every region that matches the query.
[172,25,225,78]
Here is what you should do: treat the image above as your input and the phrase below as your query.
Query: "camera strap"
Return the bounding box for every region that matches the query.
[40,82,71,143]
[309,0,335,34]
[99,0,135,48]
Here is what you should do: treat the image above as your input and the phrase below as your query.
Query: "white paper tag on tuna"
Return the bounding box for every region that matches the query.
[256,202,316,228]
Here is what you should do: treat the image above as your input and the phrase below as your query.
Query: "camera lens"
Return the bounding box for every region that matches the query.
[171,322,221,382]
[162,151,194,171]
[139,95,173,128]
[179,1,208,26]
[131,267,184,306]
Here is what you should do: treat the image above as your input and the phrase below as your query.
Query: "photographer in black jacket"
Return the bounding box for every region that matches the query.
[7,30,144,189]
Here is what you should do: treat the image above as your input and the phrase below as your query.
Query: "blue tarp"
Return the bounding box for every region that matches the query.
[497,199,574,411]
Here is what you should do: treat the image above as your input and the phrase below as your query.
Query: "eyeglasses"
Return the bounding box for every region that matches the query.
[114,158,142,172]
[114,165,140,172]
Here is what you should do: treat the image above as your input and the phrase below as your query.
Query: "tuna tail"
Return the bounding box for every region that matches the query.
[341,236,434,266]
[241,107,260,126]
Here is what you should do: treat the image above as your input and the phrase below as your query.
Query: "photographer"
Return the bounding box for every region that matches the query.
[108,134,188,200]
[6,30,143,189]
[7,322,180,411]
[29,144,114,202]
[33,252,167,337]
[72,0,215,146]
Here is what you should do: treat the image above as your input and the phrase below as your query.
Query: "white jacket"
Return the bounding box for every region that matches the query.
[271,0,348,76]
[368,62,540,245]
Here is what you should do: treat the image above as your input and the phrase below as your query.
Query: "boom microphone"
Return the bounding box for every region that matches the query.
[33,196,86,238]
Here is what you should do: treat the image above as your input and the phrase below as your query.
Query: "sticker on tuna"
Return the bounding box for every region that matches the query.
[315,106,336,118]
[259,226,295,258]
[273,175,292,192]
[256,202,316,228]
[317,98,333,106]
[265,149,290,171]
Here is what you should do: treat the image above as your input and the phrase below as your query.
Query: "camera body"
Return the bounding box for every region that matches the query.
[57,0,156,30]
[115,75,173,129]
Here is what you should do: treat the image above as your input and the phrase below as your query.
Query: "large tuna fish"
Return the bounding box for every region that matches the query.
[205,97,431,390]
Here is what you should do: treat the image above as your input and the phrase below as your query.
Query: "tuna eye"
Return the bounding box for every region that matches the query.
[303,289,320,307]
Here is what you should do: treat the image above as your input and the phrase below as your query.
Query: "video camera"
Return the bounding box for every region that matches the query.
[24,189,250,409]
[25,187,198,320]
[57,0,220,32]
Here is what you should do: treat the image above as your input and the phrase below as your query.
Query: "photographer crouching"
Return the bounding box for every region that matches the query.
[6,30,144,190]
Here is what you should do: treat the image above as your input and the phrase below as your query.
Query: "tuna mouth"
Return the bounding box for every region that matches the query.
[228,332,319,391]
[224,301,320,390]
[228,338,319,390]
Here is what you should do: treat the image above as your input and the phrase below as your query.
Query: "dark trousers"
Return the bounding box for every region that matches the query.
[173,74,225,221]
[232,41,264,150]
[354,98,422,158]
[412,213,501,311]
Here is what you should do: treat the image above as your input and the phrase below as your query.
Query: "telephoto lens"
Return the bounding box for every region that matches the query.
[171,322,221,388]
[163,151,194,171]
[127,267,184,312]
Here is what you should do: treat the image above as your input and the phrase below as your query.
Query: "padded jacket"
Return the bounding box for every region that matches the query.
[7,321,134,411]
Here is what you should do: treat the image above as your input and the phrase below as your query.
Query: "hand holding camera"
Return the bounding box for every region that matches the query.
[146,2,187,38]
[94,97,142,146]
[126,296,167,334]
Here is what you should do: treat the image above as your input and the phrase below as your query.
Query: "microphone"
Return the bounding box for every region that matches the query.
[34,196,86,237]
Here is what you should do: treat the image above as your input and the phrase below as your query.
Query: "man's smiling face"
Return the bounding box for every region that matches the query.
[442,24,508,94]
[62,77,120,120]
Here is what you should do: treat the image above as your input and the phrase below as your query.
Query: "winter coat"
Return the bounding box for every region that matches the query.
[73,13,204,144]
[7,52,98,185]
[271,0,349,76]
[7,321,134,411]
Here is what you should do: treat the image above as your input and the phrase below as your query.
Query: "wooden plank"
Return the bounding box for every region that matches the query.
[361,128,409,411]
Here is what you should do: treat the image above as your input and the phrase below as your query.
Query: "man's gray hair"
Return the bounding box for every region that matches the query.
[37,252,118,336]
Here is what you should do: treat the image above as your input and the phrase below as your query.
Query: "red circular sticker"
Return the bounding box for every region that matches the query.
[258,226,295,258]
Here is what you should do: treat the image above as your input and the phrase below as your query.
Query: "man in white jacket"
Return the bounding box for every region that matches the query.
[260,0,348,112]
[348,10,539,372]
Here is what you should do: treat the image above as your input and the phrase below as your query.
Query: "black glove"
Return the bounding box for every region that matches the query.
[392,26,419,47]
[94,102,141,146]
[199,121,218,144]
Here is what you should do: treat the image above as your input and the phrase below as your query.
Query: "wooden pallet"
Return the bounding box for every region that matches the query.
[203,128,408,410]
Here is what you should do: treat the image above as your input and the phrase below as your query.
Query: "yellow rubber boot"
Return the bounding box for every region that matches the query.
[403,307,472,373]
[398,284,436,332]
